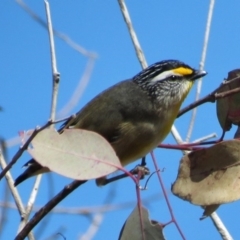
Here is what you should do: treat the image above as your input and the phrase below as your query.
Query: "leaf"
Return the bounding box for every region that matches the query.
[119,206,165,240]
[28,128,121,180]
[216,69,240,131]
[172,139,240,206]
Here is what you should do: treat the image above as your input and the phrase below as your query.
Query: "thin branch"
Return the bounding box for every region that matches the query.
[117,0,147,69]
[171,125,184,145]
[192,133,217,143]
[210,212,233,240]
[25,176,42,221]
[57,57,95,118]
[79,174,116,239]
[0,114,72,180]
[15,0,97,59]
[0,152,35,240]
[33,173,55,239]
[0,180,10,239]
[18,179,42,237]
[4,135,22,148]
[45,0,60,122]
[15,180,87,240]
[15,0,96,122]
[3,58,94,149]
[19,2,62,237]
[5,115,75,151]
[178,80,240,118]
[151,152,186,240]
[15,168,137,239]
[79,214,104,240]
[0,121,52,180]
[215,86,240,98]
[186,0,215,142]
[0,140,10,239]
[0,193,162,215]
[17,0,97,132]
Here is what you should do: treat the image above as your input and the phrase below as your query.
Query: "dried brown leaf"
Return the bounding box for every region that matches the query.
[172,139,240,205]
[217,69,240,130]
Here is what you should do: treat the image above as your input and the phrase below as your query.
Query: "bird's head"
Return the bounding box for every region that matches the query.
[133,60,207,106]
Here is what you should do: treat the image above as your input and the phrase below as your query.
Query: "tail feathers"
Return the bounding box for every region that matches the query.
[14,160,50,186]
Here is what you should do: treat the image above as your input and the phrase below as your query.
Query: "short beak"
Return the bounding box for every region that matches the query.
[191,70,207,81]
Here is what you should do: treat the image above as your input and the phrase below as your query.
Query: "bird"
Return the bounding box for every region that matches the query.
[14,59,207,186]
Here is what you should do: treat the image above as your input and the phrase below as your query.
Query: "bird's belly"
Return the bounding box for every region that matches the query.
[118,106,180,166]
[116,123,173,166]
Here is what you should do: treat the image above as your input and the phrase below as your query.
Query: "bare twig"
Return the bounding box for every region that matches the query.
[151,152,186,240]
[79,177,117,239]
[0,112,72,179]
[15,180,87,240]
[186,0,215,142]
[171,125,184,145]
[18,179,42,238]
[178,81,240,118]
[0,152,35,240]
[15,0,97,59]
[57,57,95,118]
[8,115,72,145]
[15,169,137,239]
[210,212,233,240]
[117,0,147,69]
[0,193,162,215]
[0,179,10,239]
[0,140,10,239]
[16,0,97,117]
[79,214,104,240]
[45,0,60,122]
[193,133,217,143]
[19,2,62,237]
[4,136,22,148]
[0,121,52,180]
[33,174,55,239]
[24,176,42,222]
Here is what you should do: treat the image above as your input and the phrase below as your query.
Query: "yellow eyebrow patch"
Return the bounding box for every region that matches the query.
[173,67,193,76]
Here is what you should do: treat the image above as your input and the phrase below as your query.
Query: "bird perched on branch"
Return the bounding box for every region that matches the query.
[14,60,207,186]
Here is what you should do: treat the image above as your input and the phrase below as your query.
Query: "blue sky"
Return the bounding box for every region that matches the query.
[1,1,240,239]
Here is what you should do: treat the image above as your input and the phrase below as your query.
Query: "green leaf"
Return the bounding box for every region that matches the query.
[119,206,165,240]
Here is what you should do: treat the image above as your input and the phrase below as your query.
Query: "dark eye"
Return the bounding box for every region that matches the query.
[170,75,181,80]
